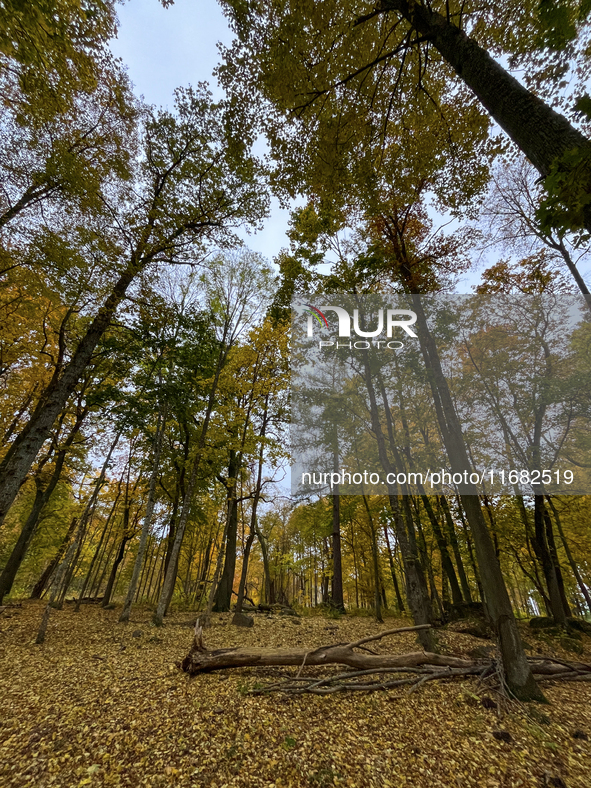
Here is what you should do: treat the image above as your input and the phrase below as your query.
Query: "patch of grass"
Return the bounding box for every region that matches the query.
[282,735,297,749]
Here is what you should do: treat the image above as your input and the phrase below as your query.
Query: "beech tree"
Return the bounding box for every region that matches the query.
[218,0,591,233]
[0,85,268,531]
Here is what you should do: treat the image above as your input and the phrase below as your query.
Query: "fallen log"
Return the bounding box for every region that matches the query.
[180,623,473,675]
[178,621,591,695]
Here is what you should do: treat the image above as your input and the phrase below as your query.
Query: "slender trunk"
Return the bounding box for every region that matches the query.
[441,553,450,608]
[142,538,162,603]
[517,504,553,616]
[75,487,122,610]
[213,452,239,612]
[153,348,226,626]
[360,348,434,649]
[362,494,383,622]
[383,522,405,613]
[415,511,444,620]
[235,408,268,614]
[389,494,435,648]
[0,408,86,602]
[101,534,130,607]
[257,528,274,605]
[202,513,232,627]
[543,502,571,617]
[30,515,78,599]
[439,494,472,603]
[120,404,167,622]
[420,494,463,605]
[194,537,213,607]
[455,495,484,602]
[556,239,591,297]
[547,496,591,615]
[532,495,567,625]
[331,424,345,610]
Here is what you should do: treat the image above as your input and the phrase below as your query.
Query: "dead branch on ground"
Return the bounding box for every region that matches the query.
[177,622,591,695]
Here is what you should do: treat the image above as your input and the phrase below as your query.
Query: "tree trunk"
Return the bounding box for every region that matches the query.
[235,408,268,615]
[385,1,591,223]
[0,258,145,529]
[258,526,272,604]
[101,534,130,607]
[420,494,463,606]
[360,348,434,648]
[30,515,78,599]
[411,295,544,701]
[213,451,239,612]
[362,494,383,623]
[439,495,472,603]
[455,495,484,603]
[542,501,571,618]
[329,415,345,610]
[532,495,568,625]
[181,623,464,675]
[0,407,86,603]
[153,347,227,626]
[119,404,167,622]
[546,496,591,615]
[74,482,123,610]
[383,522,405,613]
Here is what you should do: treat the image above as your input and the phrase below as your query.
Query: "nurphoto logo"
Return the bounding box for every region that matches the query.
[300,304,418,350]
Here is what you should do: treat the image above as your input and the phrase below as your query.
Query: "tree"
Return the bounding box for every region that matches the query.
[478,158,591,297]
[0,85,268,531]
[218,0,591,233]
[153,250,273,625]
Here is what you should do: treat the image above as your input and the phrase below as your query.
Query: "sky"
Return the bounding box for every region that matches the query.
[110,0,296,265]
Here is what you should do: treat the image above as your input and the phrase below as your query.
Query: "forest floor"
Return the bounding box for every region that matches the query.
[0,601,590,788]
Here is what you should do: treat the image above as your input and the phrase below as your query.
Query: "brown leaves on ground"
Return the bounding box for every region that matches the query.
[1,601,590,788]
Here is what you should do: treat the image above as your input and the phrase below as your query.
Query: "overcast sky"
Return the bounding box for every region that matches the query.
[110,0,295,265]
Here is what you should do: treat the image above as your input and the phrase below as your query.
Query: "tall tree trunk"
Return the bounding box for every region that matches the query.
[439,494,472,603]
[414,510,444,620]
[0,259,146,529]
[257,526,272,604]
[101,534,130,607]
[213,451,239,612]
[546,496,591,615]
[383,522,405,613]
[543,502,571,618]
[362,494,383,622]
[153,347,226,626]
[331,424,345,610]
[419,494,464,606]
[532,495,568,625]
[363,353,434,649]
[455,496,483,603]
[119,403,167,622]
[0,407,87,602]
[74,483,123,610]
[385,1,591,230]
[411,295,544,701]
[389,493,435,649]
[235,405,268,615]
[30,515,78,599]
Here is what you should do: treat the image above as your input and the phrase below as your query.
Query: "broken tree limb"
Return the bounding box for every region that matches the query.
[179,623,472,675]
[177,621,591,695]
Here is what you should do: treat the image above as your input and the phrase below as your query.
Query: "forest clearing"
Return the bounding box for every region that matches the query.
[1,602,591,788]
[3,1,591,787]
